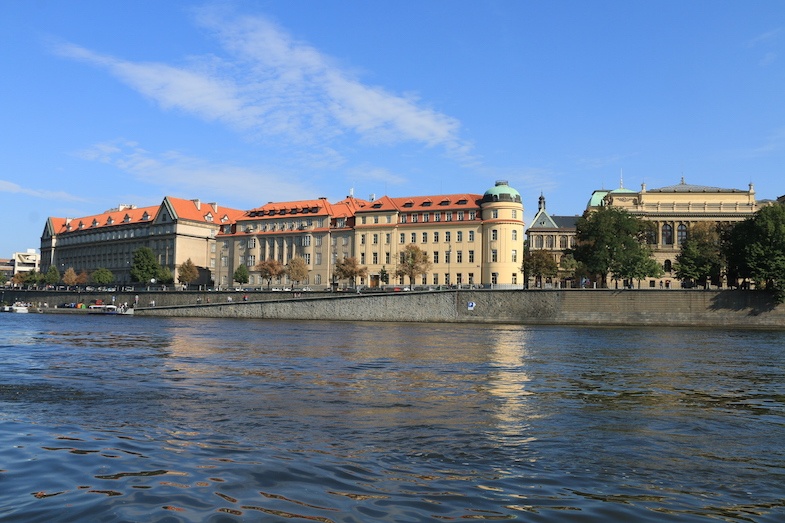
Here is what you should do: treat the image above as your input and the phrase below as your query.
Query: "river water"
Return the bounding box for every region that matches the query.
[0,313,783,522]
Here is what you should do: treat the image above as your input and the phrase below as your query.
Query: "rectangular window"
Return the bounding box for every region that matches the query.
[446,211,453,221]
[492,229,498,241]
[434,231,439,243]
[304,253,311,264]
[492,249,498,262]
[248,238,256,249]
[361,234,366,245]
[433,251,439,264]
[469,211,476,220]
[373,234,378,244]
[457,250,463,263]
[457,273,462,284]
[385,252,390,264]
[422,232,428,243]
[445,231,451,243]
[434,213,441,222]
[373,216,379,224]
[400,215,407,224]
[433,274,439,285]
[468,250,474,263]
[512,273,517,284]
[469,231,475,242]
[411,214,418,223]
[445,251,451,264]
[512,230,517,241]
[468,272,474,284]
[512,210,517,219]
[372,252,378,264]
[315,236,322,246]
[492,210,499,219]
[457,211,464,220]
[422,213,429,222]
[316,252,322,265]
[360,253,365,264]
[385,233,391,244]
[247,255,256,266]
[457,231,463,242]
[400,233,405,244]
[411,232,417,243]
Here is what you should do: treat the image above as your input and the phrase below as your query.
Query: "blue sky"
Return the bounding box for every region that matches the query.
[2,1,783,257]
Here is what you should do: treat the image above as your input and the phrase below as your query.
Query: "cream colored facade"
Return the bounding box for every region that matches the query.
[589,178,759,287]
[219,181,526,289]
[525,194,579,287]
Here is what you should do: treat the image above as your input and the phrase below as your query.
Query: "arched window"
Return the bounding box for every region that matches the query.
[534,236,543,249]
[664,259,672,272]
[677,224,688,245]
[545,236,554,249]
[560,236,568,249]
[662,224,673,245]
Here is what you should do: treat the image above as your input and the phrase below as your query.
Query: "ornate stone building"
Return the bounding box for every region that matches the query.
[525,194,579,287]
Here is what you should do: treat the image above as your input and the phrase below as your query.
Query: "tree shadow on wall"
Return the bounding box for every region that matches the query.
[709,290,780,316]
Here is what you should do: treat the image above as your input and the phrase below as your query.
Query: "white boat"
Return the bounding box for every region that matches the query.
[11,305,29,313]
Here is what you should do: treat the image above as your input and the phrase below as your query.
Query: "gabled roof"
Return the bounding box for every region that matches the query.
[45,204,160,236]
[164,197,244,224]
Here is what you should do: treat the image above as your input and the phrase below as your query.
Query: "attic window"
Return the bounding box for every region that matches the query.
[123,214,131,223]
[439,199,450,205]
[91,219,99,227]
[372,202,382,208]
[403,201,414,208]
[78,222,84,230]
[457,199,468,205]
[205,213,214,222]
[221,215,229,223]
[422,201,432,207]
[106,217,114,225]
[142,212,150,220]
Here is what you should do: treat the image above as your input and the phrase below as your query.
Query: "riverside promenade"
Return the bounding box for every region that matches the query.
[10,288,781,329]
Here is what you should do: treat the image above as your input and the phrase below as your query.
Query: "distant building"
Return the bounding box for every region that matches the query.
[40,197,244,286]
[12,250,40,275]
[525,194,579,287]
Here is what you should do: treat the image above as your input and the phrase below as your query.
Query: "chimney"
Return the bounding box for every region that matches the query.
[192,199,201,210]
[210,202,218,213]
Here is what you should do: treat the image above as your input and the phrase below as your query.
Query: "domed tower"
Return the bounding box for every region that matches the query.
[480,180,525,286]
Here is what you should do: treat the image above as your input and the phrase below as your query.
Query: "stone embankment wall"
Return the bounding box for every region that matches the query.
[131,289,784,328]
[5,289,783,328]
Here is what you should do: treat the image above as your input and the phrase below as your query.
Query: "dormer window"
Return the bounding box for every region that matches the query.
[106,217,114,225]
[78,221,84,230]
[422,201,432,207]
[91,219,99,227]
[123,214,131,223]
[142,212,150,221]
[457,199,468,205]
[403,201,414,208]
[439,199,450,206]
[205,213,214,222]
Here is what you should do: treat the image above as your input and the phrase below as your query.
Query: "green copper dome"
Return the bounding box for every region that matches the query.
[482,180,522,203]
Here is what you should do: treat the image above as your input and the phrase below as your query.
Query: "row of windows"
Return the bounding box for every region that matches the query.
[531,235,577,249]
[398,210,478,224]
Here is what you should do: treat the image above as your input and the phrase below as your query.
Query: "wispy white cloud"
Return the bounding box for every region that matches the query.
[746,28,781,48]
[51,9,474,164]
[749,127,785,156]
[74,140,311,205]
[0,180,85,201]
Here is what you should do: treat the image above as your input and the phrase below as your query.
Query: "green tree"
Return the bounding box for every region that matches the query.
[255,258,285,289]
[177,258,199,289]
[233,264,250,286]
[157,266,174,284]
[394,245,431,286]
[379,266,390,285]
[523,249,558,288]
[675,222,722,288]
[334,256,368,288]
[130,247,161,283]
[44,265,61,285]
[0,272,6,286]
[62,267,78,287]
[573,207,656,287]
[286,256,309,287]
[91,267,115,285]
[726,203,785,299]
